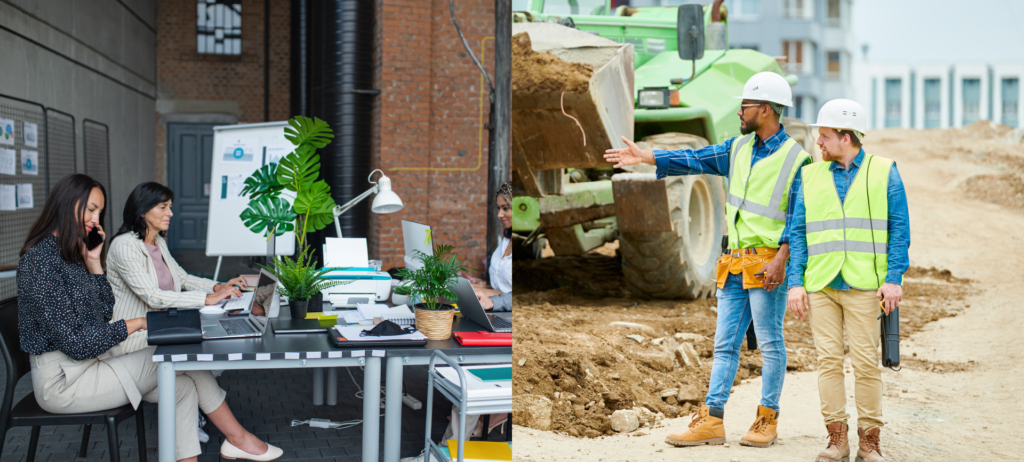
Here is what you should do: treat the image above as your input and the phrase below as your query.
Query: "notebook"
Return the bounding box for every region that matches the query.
[380,304,415,326]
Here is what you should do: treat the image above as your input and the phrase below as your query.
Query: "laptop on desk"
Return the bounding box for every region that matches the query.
[452,278,512,333]
[202,270,277,340]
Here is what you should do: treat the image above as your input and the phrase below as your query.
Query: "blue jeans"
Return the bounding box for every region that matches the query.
[705,273,788,414]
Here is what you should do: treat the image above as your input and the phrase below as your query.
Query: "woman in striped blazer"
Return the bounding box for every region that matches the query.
[106,182,248,354]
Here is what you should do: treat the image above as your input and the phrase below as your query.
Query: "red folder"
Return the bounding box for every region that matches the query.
[453,331,512,346]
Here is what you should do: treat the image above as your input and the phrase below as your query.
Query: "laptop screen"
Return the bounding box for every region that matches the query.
[402,220,434,258]
[248,271,277,330]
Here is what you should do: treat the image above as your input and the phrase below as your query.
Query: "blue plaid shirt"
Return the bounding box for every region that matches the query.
[652,124,808,244]
[787,149,911,290]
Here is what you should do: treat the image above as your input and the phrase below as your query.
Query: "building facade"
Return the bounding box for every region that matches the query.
[725,0,856,122]
[855,61,1024,130]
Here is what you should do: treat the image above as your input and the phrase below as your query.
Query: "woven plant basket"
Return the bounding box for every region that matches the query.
[414,304,455,340]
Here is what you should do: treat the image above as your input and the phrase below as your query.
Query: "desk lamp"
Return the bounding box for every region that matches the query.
[332,169,404,238]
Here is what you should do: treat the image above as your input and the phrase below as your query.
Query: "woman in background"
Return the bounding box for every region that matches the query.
[17,174,280,462]
[467,182,513,311]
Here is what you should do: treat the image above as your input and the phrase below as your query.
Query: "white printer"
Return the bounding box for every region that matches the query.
[320,238,392,308]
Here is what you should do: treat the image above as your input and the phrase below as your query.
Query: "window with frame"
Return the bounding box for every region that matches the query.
[924,78,942,128]
[781,40,812,74]
[731,0,762,19]
[782,0,814,19]
[827,51,841,80]
[197,0,242,55]
[827,0,841,26]
[885,78,902,128]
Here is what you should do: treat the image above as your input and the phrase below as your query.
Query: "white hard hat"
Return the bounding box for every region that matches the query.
[734,72,793,107]
[810,99,867,138]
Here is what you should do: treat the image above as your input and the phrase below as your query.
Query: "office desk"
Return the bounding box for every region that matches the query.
[152,315,510,462]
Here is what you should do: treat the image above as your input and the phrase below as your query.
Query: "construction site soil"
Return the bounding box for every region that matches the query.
[512,32,593,94]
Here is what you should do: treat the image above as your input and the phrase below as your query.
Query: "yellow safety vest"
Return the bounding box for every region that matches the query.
[726,134,810,249]
[801,153,894,292]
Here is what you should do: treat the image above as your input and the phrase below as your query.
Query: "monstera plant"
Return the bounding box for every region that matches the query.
[239,116,343,315]
[239,116,337,249]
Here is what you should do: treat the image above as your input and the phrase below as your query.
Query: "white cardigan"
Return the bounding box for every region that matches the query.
[107,233,218,353]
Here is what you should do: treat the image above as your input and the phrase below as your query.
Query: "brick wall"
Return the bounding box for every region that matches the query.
[371,0,496,274]
[155,0,290,183]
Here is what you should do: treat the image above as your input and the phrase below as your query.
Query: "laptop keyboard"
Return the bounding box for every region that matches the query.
[220,318,258,336]
[487,314,512,330]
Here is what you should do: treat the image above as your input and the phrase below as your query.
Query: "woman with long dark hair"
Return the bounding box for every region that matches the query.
[106,182,247,355]
[17,174,281,462]
[466,182,513,311]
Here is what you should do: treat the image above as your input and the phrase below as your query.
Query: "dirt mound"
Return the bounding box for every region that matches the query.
[512,32,593,94]
[962,172,1024,210]
[512,265,973,437]
[955,120,1015,140]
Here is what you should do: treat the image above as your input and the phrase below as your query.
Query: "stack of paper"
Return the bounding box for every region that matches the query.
[336,304,413,326]
[331,325,427,341]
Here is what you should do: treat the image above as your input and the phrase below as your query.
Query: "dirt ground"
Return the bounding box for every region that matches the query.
[512,32,593,94]
[511,121,1024,461]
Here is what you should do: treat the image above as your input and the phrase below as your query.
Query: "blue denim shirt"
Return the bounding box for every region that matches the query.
[652,124,808,244]
[787,149,911,290]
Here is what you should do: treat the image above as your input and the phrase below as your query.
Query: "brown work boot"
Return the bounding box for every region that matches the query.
[815,422,850,462]
[856,427,884,462]
[739,405,778,448]
[664,405,725,447]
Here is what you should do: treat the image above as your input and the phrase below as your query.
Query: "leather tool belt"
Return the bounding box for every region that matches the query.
[715,247,778,289]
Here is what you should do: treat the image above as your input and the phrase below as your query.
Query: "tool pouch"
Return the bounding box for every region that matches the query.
[880,305,900,369]
[716,254,731,289]
[741,255,770,289]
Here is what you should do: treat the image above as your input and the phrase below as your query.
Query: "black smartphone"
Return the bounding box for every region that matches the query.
[84,228,104,251]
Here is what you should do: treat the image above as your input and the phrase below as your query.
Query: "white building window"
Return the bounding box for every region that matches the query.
[781,40,813,74]
[827,51,841,80]
[827,0,841,27]
[197,0,241,55]
[782,0,814,20]
[731,0,762,19]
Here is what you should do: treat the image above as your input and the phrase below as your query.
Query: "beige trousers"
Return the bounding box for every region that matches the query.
[808,287,884,431]
[30,346,226,460]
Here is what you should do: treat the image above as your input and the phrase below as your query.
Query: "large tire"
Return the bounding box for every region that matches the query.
[618,133,726,299]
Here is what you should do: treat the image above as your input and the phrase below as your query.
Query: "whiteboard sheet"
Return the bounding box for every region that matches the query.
[206,122,296,257]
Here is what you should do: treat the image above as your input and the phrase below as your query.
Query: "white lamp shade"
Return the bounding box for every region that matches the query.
[371,175,404,214]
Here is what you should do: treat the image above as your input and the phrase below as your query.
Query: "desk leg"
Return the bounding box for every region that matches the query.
[383,356,404,462]
[363,357,382,462]
[313,368,324,405]
[157,362,176,462]
[326,367,338,405]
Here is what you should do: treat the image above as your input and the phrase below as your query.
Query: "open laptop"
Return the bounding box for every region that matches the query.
[202,270,277,339]
[402,220,433,270]
[451,278,512,333]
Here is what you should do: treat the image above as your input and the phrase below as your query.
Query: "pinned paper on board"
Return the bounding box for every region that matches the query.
[220,174,245,199]
[0,148,15,175]
[0,185,15,211]
[16,183,33,209]
[424,229,432,245]
[265,145,288,166]
[23,122,38,148]
[0,118,13,146]
[21,150,38,175]
[222,142,254,162]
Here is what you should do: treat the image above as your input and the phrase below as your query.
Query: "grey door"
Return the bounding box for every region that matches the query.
[167,123,216,250]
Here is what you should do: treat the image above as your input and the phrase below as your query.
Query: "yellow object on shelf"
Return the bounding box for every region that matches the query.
[304,312,321,320]
[445,440,512,461]
[318,314,339,327]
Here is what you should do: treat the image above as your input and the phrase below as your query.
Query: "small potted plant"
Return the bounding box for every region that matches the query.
[259,250,347,319]
[391,281,413,306]
[397,244,472,340]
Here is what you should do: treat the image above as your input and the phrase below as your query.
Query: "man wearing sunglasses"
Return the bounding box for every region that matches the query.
[604,72,810,450]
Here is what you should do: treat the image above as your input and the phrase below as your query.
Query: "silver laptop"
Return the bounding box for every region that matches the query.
[202,270,277,339]
[451,278,511,333]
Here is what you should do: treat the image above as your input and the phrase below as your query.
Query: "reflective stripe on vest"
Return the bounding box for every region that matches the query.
[801,154,894,292]
[725,135,810,249]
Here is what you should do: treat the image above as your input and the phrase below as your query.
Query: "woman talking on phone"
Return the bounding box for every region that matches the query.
[17,174,281,461]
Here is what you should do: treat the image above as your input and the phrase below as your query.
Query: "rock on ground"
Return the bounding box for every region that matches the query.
[513,394,553,431]
[609,409,640,432]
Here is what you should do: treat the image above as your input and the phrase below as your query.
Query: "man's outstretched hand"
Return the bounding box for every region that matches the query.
[604,136,655,168]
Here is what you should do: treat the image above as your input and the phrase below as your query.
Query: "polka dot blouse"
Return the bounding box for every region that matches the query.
[17,236,128,360]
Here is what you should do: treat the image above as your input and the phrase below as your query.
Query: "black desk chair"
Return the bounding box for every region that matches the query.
[0,298,147,462]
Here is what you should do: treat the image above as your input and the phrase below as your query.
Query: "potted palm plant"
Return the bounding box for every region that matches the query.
[259,251,347,319]
[239,116,344,313]
[391,281,412,306]
[397,244,472,340]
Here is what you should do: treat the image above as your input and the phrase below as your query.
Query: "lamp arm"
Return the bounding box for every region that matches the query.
[332,184,380,238]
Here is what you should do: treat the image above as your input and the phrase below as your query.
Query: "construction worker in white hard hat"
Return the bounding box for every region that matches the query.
[605,71,811,449]
[786,99,910,462]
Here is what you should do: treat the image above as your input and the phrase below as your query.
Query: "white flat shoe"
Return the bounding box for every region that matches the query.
[220,440,283,461]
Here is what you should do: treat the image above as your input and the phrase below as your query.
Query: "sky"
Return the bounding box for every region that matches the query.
[852,0,1024,63]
